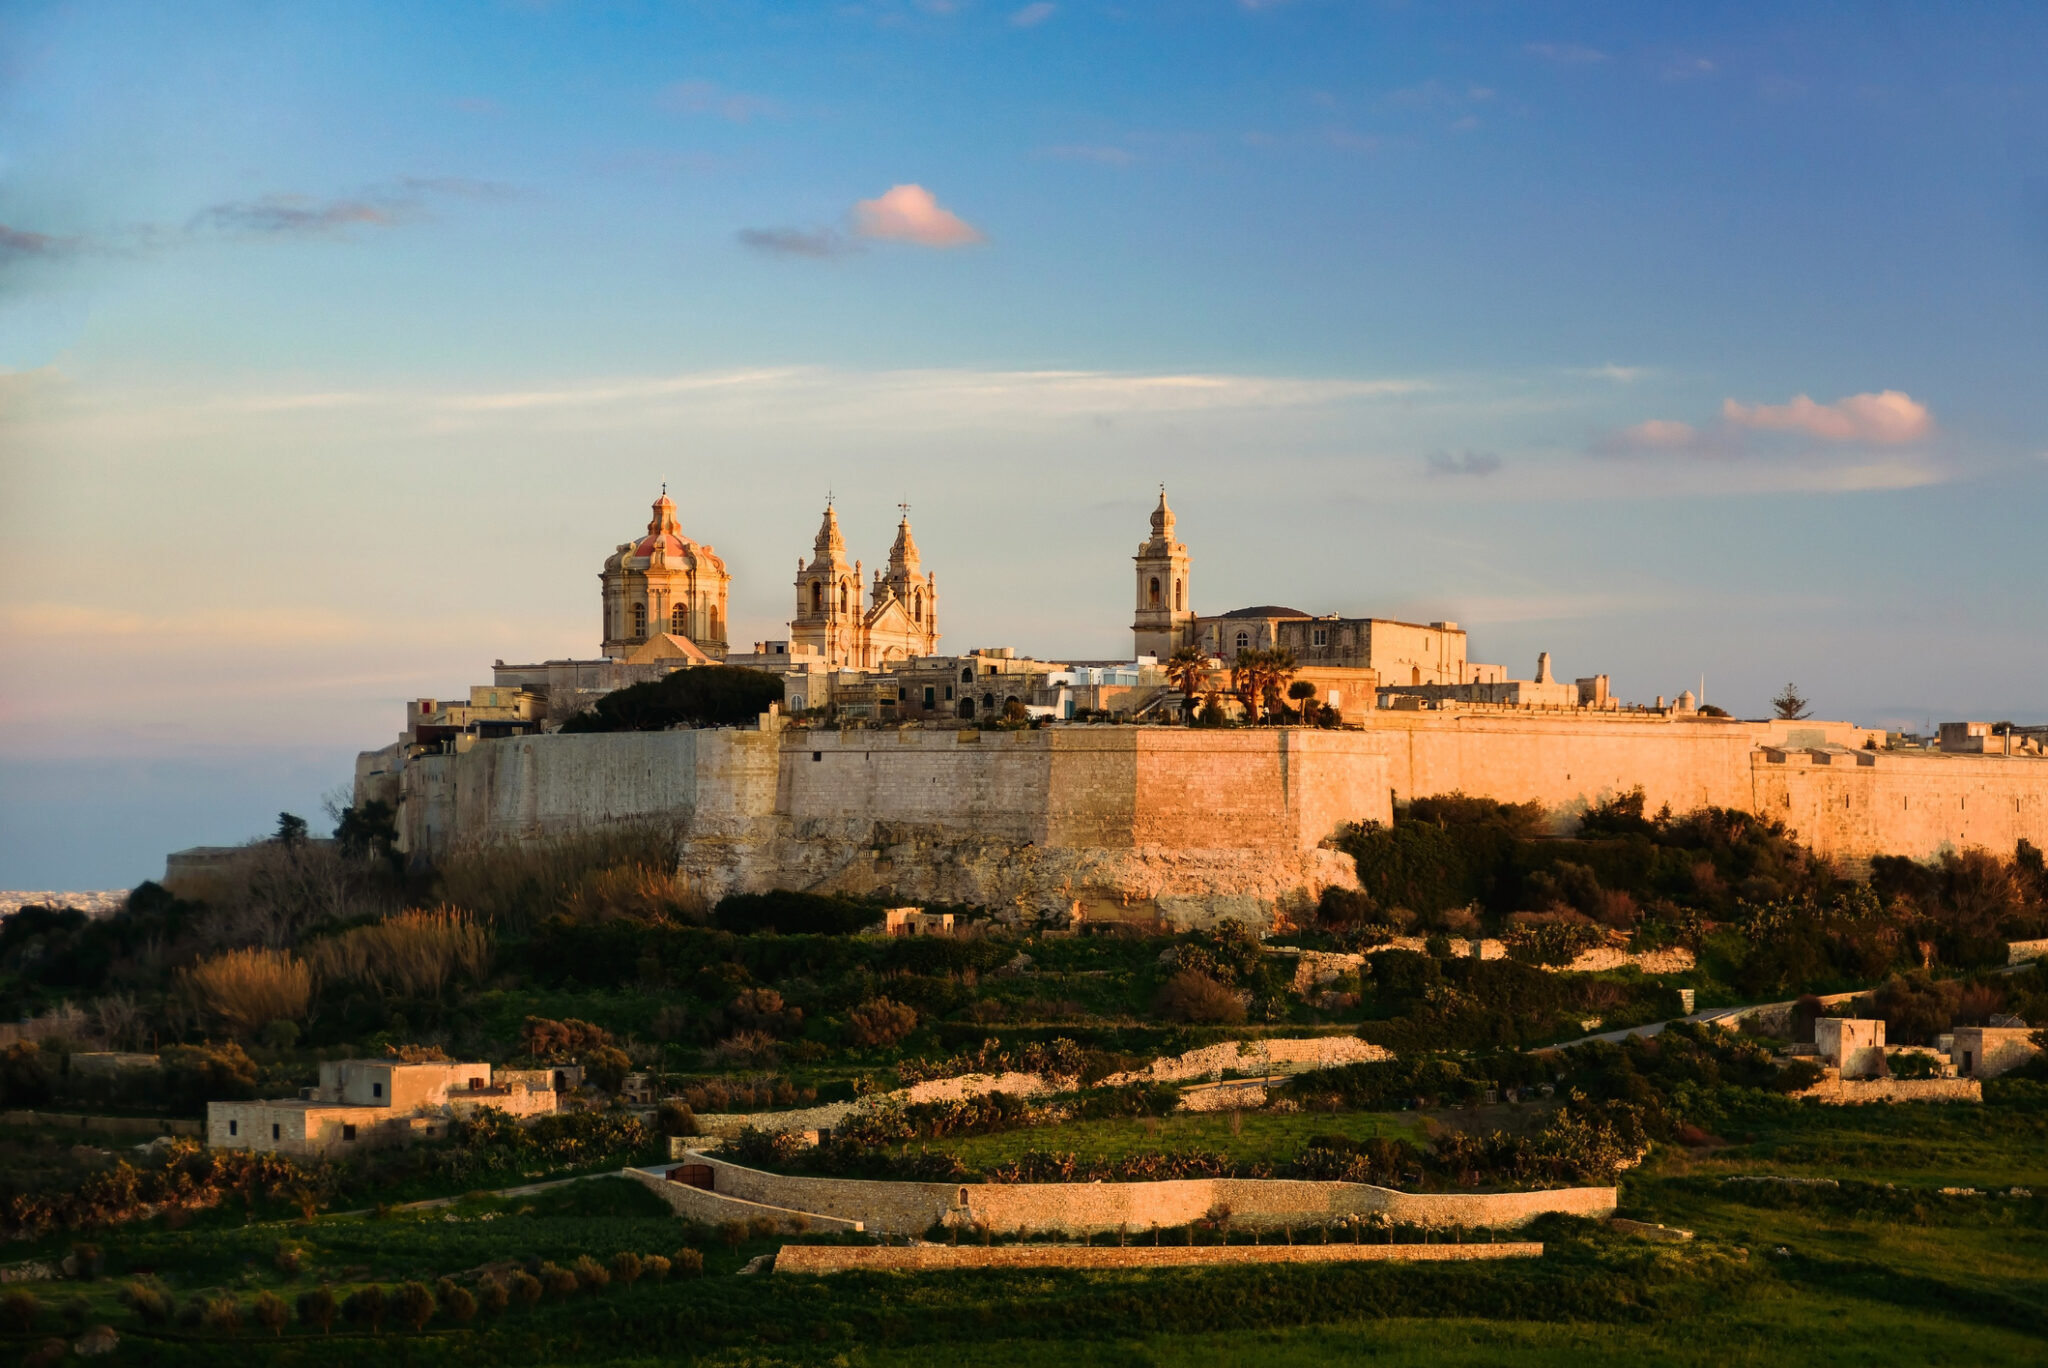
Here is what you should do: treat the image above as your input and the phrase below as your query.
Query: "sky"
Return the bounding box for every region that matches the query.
[3,0,2046,889]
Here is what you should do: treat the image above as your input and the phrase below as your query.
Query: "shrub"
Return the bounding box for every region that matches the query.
[573,1255,610,1292]
[609,1251,643,1287]
[1887,1051,1941,1079]
[179,948,311,1038]
[296,1286,336,1333]
[510,1272,543,1308]
[641,1254,671,1282]
[202,1294,242,1335]
[436,1276,477,1323]
[713,890,881,936]
[847,997,919,1048]
[1771,1059,1825,1093]
[342,1284,386,1333]
[1,1288,40,1332]
[252,1290,289,1337]
[391,1281,436,1332]
[303,907,491,999]
[475,1276,509,1315]
[656,1102,700,1136]
[521,1016,612,1057]
[120,1278,170,1325]
[671,1248,705,1277]
[1151,970,1245,1025]
[539,1262,578,1299]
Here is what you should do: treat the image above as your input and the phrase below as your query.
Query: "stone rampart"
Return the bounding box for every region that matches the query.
[774,1240,1544,1275]
[675,1152,1616,1234]
[380,711,2048,918]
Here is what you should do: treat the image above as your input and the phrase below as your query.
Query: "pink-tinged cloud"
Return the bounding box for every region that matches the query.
[1721,390,1931,444]
[852,184,984,247]
[1615,419,1700,450]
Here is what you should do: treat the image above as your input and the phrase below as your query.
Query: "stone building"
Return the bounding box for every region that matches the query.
[1815,1018,1887,1079]
[791,504,940,669]
[207,1059,556,1157]
[1132,489,1195,660]
[600,489,730,660]
[1951,1025,2040,1079]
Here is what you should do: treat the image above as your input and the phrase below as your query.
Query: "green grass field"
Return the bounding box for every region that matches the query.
[940,1105,1428,1171]
[5,1092,2046,1365]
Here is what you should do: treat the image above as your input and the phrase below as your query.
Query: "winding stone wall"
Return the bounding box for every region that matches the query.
[674,1151,1616,1235]
[774,1240,1544,1275]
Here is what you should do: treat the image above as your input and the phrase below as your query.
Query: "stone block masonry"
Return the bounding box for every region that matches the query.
[378,710,2048,929]
[774,1240,1544,1275]
[672,1151,1617,1236]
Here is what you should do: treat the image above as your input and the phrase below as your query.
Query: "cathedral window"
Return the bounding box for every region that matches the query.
[671,604,687,635]
[1175,580,1183,610]
[839,582,848,612]
[913,591,923,624]
[1235,631,1248,650]
[812,582,823,613]
[632,603,646,637]
[711,608,722,637]
[1149,576,1161,608]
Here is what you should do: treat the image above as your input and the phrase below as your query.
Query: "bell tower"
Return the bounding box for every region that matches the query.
[1132,487,1193,661]
[791,500,863,666]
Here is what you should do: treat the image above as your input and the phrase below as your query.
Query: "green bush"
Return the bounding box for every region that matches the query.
[560,665,783,733]
[713,890,882,935]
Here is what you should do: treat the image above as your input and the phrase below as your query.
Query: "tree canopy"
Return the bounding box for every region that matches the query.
[560,665,784,733]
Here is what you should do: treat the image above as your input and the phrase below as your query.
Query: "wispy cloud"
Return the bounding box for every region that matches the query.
[1526,42,1607,64]
[1576,363,1651,383]
[1426,449,1502,477]
[1035,144,1134,166]
[1595,390,1941,488]
[737,226,850,258]
[1722,391,1931,445]
[0,224,83,263]
[1010,2,1055,27]
[190,178,507,238]
[1662,56,1716,81]
[655,79,781,123]
[852,184,984,247]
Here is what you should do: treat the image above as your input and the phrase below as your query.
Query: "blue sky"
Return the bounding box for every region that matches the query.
[3,1,2046,888]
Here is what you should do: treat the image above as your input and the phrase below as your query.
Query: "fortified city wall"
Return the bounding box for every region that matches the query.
[365,710,2048,929]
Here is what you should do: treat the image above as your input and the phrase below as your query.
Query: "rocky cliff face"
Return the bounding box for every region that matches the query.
[674,814,1358,930]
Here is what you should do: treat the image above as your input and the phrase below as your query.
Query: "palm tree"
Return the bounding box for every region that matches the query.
[1231,650,1266,723]
[1165,646,1209,725]
[1261,650,1298,721]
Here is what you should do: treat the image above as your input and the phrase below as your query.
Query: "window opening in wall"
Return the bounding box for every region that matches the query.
[813,751,822,761]
[228,1119,238,1136]
[342,1124,357,1141]
[961,668,973,683]
[924,687,936,707]
[1175,580,1183,610]
[272,1123,281,1140]
[1312,627,1327,647]
[812,582,823,613]
[672,604,687,634]
[632,603,646,636]
[372,1082,383,1099]
[1236,631,1249,650]
[1149,576,1161,607]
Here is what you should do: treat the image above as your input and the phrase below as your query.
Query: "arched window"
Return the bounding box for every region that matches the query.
[1175,580,1183,610]
[1149,576,1161,608]
[632,603,646,637]
[811,582,823,613]
[670,604,687,635]
[839,581,848,613]
[913,591,922,624]
[961,668,974,683]
[711,607,722,638]
[1235,631,1248,650]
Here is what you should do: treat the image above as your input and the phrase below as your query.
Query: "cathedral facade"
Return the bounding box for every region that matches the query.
[789,504,941,668]
[599,490,730,660]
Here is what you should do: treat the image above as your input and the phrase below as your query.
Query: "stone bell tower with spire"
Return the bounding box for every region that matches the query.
[875,505,940,659]
[791,500,861,667]
[1132,487,1194,661]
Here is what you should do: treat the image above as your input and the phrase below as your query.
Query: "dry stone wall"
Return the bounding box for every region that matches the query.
[623,1166,864,1231]
[675,1152,1616,1235]
[775,1240,1544,1275]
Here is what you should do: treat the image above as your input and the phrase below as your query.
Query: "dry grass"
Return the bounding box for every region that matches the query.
[434,826,688,931]
[180,948,313,1037]
[303,907,492,999]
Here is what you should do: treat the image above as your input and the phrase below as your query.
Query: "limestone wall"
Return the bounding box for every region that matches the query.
[622,1166,863,1232]
[775,1240,1544,1275]
[676,1151,1616,1234]
[1793,1076,1982,1105]
[380,710,2048,909]
[1754,749,2048,863]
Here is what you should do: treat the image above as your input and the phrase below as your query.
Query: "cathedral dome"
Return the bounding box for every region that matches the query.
[610,492,725,573]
